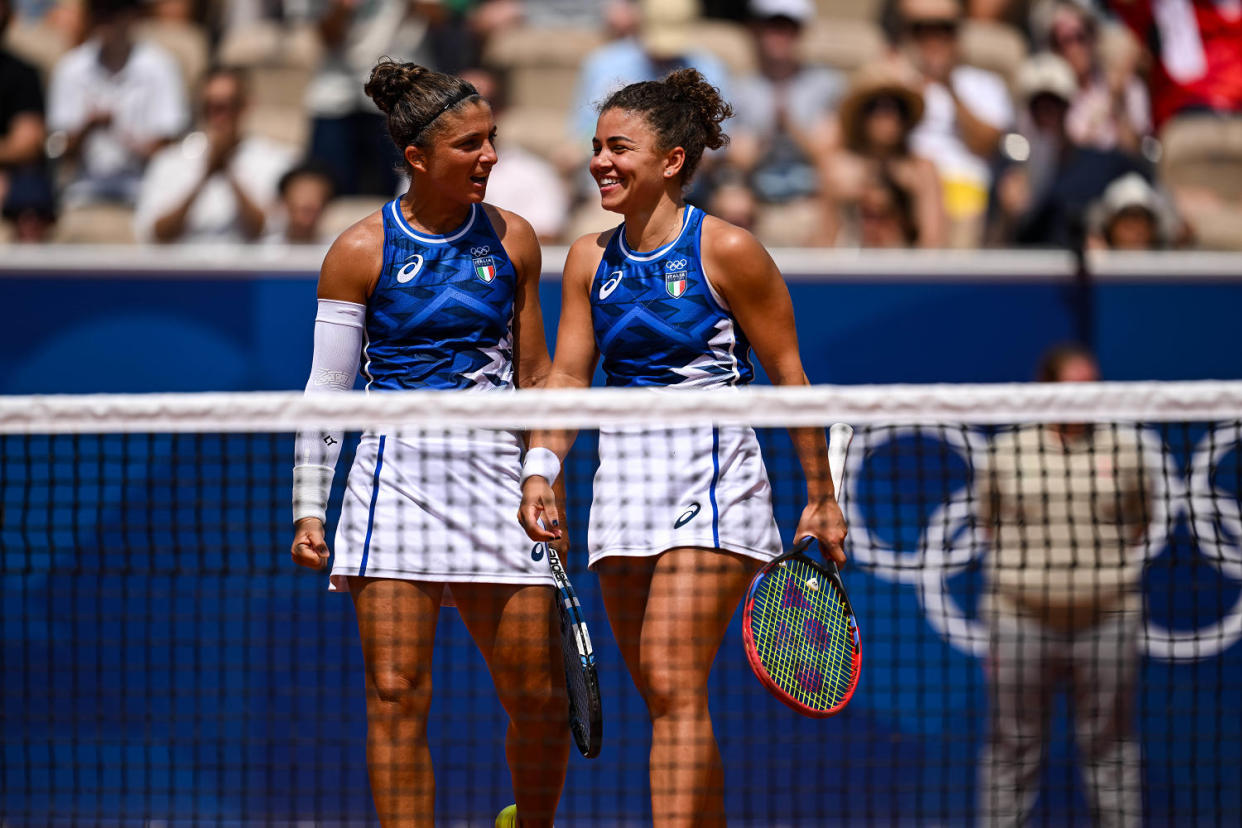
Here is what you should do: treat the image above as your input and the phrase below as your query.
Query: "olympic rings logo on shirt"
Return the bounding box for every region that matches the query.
[665,258,689,272]
[469,245,491,257]
[840,425,1242,662]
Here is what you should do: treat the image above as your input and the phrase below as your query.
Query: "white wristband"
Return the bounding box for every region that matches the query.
[520,447,561,486]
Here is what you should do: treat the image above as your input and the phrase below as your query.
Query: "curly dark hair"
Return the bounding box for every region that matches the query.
[364,58,481,153]
[599,68,733,186]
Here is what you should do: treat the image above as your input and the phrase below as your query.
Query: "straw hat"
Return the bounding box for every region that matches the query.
[837,61,926,153]
[640,0,700,60]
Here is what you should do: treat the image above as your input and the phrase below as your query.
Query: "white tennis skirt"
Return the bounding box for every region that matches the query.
[587,424,783,567]
[329,429,554,594]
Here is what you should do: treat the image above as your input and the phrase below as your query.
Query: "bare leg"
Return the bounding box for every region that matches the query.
[455,582,569,827]
[349,577,443,828]
[598,548,759,828]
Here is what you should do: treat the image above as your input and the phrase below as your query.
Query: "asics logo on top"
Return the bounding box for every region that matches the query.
[531,543,546,562]
[396,254,424,283]
[469,245,491,257]
[665,258,688,272]
[599,270,624,299]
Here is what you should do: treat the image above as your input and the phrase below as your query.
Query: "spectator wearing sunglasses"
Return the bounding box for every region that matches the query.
[987,52,1146,249]
[134,66,296,243]
[1039,1,1149,156]
[889,0,1013,246]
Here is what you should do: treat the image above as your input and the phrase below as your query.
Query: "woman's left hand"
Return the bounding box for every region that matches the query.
[795,498,848,566]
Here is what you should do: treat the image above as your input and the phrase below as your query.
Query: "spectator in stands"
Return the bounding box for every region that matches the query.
[1038,1,1149,156]
[821,60,946,247]
[1,0,56,241]
[891,0,1013,246]
[459,65,568,243]
[569,0,732,143]
[726,0,844,221]
[265,161,335,244]
[134,66,296,242]
[706,165,758,231]
[1087,171,1177,251]
[977,342,1150,828]
[987,53,1146,248]
[466,0,639,64]
[46,0,188,207]
[305,0,442,195]
[1109,0,1242,131]
[856,170,920,247]
[1109,1,1242,250]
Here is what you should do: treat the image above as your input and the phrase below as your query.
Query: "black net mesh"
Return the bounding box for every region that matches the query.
[2,407,1240,826]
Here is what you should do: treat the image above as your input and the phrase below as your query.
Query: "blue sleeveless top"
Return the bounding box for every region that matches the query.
[364,200,516,391]
[590,205,755,388]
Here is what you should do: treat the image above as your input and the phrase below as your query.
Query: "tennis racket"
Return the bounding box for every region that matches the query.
[543,541,603,758]
[742,422,860,718]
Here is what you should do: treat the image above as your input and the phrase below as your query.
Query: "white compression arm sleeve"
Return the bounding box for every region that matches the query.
[292,299,366,523]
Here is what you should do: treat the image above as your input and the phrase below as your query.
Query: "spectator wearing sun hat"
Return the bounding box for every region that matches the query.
[987,52,1147,249]
[821,58,946,247]
[1087,171,1181,251]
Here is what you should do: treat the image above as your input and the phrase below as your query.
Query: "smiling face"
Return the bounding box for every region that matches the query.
[590,107,683,214]
[405,99,498,204]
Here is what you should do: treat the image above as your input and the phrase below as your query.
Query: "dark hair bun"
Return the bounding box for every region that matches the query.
[663,68,732,152]
[364,59,430,115]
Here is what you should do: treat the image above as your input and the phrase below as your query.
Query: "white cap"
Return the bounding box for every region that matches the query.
[1100,172,1160,217]
[749,0,814,24]
[1089,172,1174,243]
[1016,52,1078,104]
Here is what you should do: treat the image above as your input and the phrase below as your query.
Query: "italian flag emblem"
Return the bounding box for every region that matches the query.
[474,255,497,283]
[665,272,687,298]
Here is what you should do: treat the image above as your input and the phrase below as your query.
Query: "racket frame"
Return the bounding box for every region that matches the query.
[742,540,861,718]
[545,542,603,758]
[742,422,860,717]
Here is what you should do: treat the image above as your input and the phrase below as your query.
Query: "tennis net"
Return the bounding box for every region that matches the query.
[2,382,1240,827]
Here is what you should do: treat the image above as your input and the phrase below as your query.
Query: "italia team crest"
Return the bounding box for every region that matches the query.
[473,254,497,283]
[665,257,689,298]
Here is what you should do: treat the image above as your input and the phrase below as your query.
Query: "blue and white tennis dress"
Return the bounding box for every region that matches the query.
[329,200,552,593]
[586,205,782,566]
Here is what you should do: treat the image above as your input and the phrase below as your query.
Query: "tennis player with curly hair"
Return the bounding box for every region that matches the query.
[518,68,847,826]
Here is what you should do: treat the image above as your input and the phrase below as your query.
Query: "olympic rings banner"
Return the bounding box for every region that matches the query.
[837,424,1242,663]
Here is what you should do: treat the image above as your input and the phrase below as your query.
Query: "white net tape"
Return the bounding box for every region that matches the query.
[2,380,1241,434]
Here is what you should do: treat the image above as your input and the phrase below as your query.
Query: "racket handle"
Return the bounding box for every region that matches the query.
[827,423,854,503]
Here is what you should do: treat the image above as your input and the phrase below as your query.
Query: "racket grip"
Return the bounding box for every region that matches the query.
[827,423,854,503]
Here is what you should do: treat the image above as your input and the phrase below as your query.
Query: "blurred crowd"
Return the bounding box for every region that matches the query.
[2,0,1240,250]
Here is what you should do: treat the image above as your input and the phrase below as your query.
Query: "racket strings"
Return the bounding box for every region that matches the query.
[559,612,595,745]
[751,559,858,710]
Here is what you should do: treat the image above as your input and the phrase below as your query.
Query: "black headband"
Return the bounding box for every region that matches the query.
[413,89,476,141]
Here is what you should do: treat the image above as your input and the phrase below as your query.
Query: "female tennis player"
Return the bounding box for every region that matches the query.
[518,68,847,825]
[289,59,567,828]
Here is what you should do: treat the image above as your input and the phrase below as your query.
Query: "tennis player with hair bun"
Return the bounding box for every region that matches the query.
[288,59,567,828]
[518,68,847,825]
